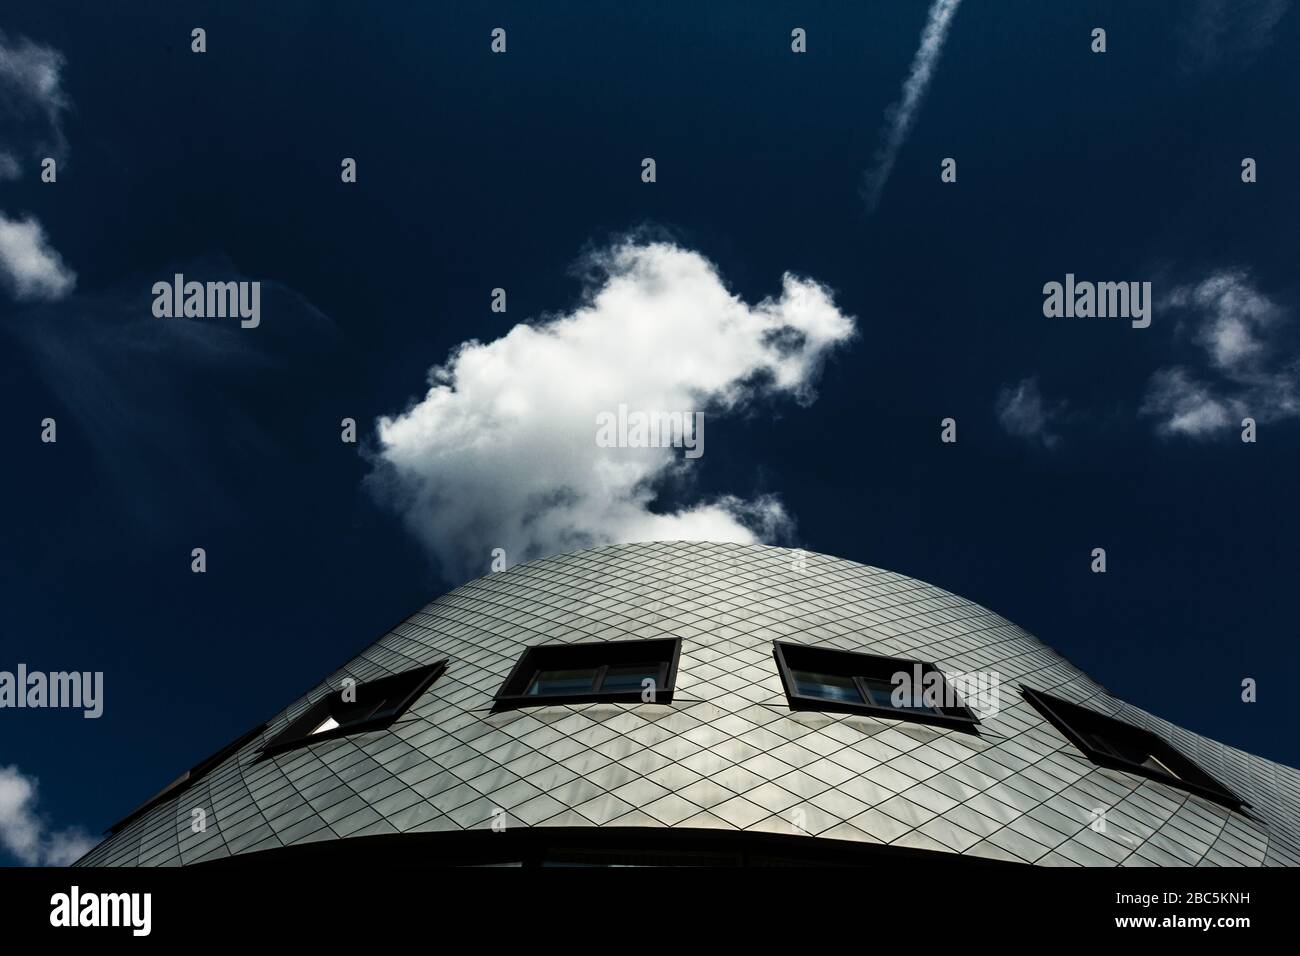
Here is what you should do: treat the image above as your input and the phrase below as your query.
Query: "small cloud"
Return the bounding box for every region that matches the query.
[996,376,1064,448]
[0,212,75,301]
[369,238,856,581]
[1141,367,1237,437]
[0,765,93,866]
[1143,271,1299,438]
[1168,270,1281,372]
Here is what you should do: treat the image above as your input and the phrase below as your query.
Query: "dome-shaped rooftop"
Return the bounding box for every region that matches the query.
[78,541,1300,867]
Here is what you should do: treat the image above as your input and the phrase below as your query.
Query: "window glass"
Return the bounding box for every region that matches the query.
[1140,753,1180,779]
[601,664,661,692]
[861,676,936,714]
[1020,688,1241,812]
[258,660,448,759]
[774,643,979,732]
[791,669,863,704]
[494,638,681,711]
[311,715,341,735]
[527,668,599,696]
[1087,730,1158,768]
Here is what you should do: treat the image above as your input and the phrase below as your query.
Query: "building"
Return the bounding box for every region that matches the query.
[77,542,1300,866]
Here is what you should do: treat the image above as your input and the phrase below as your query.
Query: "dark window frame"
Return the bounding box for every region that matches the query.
[492,638,682,712]
[772,641,980,732]
[258,660,448,759]
[1020,687,1247,812]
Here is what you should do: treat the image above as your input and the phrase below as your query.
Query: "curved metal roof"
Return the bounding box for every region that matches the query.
[78,541,1300,866]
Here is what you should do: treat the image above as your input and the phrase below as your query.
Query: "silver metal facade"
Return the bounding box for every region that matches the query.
[78,541,1300,866]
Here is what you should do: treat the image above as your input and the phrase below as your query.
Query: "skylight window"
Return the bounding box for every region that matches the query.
[1020,687,1246,812]
[259,660,448,758]
[494,638,681,711]
[773,642,979,731]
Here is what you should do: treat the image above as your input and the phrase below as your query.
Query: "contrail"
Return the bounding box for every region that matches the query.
[861,0,964,212]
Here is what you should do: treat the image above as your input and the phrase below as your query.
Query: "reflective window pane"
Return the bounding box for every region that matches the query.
[600,664,660,692]
[496,639,680,711]
[861,676,937,714]
[1086,730,1149,766]
[1141,754,1180,779]
[310,716,340,735]
[527,668,599,696]
[791,669,863,704]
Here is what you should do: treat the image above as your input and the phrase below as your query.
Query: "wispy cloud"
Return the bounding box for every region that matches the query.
[1179,0,1292,72]
[1142,367,1237,437]
[861,0,964,213]
[0,212,75,301]
[1172,271,1282,373]
[996,376,1065,448]
[0,30,70,180]
[0,32,75,301]
[0,765,92,866]
[368,238,856,582]
[1142,271,1299,437]
[4,255,340,527]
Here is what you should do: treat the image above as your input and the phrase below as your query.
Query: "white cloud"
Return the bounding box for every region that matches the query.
[1168,270,1281,372]
[1141,367,1236,437]
[0,30,70,177]
[0,212,76,301]
[0,34,74,301]
[996,376,1063,447]
[861,0,964,212]
[369,239,856,581]
[0,765,93,866]
[1143,271,1298,437]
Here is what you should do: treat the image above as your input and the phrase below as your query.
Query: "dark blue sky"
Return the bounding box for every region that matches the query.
[2,1,1298,862]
